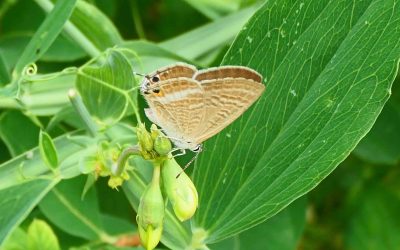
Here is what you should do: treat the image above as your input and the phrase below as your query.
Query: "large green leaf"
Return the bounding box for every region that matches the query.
[193,0,400,243]
[68,1,123,52]
[9,0,77,95]
[0,179,58,245]
[39,176,108,241]
[353,77,400,165]
[76,49,138,126]
[0,110,40,156]
[211,198,306,250]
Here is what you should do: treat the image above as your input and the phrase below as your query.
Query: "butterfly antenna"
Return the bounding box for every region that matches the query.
[133,71,146,77]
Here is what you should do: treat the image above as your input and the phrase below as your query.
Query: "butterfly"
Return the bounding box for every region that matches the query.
[140,62,265,154]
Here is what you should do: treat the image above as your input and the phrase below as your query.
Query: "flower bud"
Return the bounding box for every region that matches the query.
[138,224,163,250]
[153,135,172,156]
[162,158,198,221]
[137,123,153,152]
[137,169,164,250]
[108,171,130,189]
[150,124,160,140]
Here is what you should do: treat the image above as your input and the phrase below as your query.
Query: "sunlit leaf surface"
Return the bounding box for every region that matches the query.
[193,0,400,242]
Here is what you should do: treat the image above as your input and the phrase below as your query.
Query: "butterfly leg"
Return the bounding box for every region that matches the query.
[170,148,186,158]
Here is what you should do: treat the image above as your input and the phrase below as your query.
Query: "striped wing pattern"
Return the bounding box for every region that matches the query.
[141,63,264,150]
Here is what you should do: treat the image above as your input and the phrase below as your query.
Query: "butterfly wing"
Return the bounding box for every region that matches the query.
[193,66,265,143]
[142,77,206,149]
[194,65,262,82]
[147,62,197,80]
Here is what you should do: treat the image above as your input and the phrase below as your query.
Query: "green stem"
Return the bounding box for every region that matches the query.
[34,0,101,58]
[152,164,161,186]
[68,89,98,137]
[114,145,141,176]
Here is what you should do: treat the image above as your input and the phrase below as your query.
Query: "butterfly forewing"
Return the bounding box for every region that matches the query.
[194,66,262,82]
[148,63,196,81]
[143,78,206,148]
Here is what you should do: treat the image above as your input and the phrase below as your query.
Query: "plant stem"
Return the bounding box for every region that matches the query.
[114,145,141,176]
[68,89,98,137]
[152,164,161,186]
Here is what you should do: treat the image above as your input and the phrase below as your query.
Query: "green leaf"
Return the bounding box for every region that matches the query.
[0,131,96,191]
[212,198,307,250]
[0,33,86,71]
[2,227,28,250]
[0,110,40,156]
[0,179,58,245]
[39,176,108,241]
[76,49,138,126]
[40,35,87,62]
[39,130,59,170]
[181,0,240,19]
[69,1,123,51]
[46,106,86,131]
[353,77,400,165]
[121,40,195,68]
[193,0,400,243]
[0,72,76,116]
[236,198,306,250]
[27,219,60,250]
[100,213,136,236]
[345,186,400,250]
[0,124,136,246]
[160,5,257,61]
[0,52,10,85]
[12,0,77,90]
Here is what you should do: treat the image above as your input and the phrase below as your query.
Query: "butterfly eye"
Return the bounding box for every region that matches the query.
[152,76,160,82]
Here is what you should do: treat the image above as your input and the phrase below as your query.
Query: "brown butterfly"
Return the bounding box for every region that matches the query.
[140,62,265,153]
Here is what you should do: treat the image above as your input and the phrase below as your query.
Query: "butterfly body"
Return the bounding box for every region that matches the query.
[140,63,264,152]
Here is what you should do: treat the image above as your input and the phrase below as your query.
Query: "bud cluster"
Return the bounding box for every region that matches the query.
[135,124,199,250]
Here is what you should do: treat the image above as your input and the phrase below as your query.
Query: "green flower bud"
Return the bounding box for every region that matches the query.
[137,167,164,250]
[108,171,130,189]
[162,158,198,221]
[138,224,163,250]
[153,135,172,156]
[137,123,153,152]
[150,124,160,140]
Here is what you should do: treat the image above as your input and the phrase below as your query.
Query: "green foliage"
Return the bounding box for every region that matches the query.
[0,0,400,249]
[3,219,61,250]
[39,130,59,170]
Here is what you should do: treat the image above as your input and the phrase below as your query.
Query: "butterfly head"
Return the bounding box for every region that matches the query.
[140,73,161,95]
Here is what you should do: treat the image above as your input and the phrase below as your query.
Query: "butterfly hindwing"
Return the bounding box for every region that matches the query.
[143,77,206,148]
